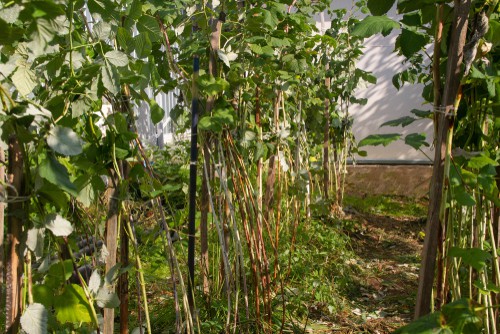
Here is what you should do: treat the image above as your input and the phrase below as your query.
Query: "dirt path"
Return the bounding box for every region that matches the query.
[331,210,425,333]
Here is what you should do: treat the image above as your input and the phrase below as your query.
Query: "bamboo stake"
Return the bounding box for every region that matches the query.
[104,170,119,334]
[415,0,472,318]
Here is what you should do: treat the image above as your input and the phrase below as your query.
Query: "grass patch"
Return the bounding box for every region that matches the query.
[344,194,427,218]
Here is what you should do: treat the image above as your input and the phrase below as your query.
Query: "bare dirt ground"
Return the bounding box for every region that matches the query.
[328,209,426,333]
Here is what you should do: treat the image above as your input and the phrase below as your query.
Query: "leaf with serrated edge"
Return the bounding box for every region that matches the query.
[21,303,48,334]
[358,134,401,147]
[105,50,129,67]
[27,228,45,260]
[96,287,120,308]
[351,16,399,38]
[12,65,37,96]
[217,49,230,67]
[101,63,120,95]
[54,284,93,324]
[45,213,73,237]
[88,270,101,295]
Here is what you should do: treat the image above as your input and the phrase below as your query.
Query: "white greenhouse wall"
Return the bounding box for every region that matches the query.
[119,3,435,162]
[317,2,434,163]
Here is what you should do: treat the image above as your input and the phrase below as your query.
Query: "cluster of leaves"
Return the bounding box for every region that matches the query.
[350,0,500,331]
[0,0,178,331]
[395,299,484,334]
[1,0,380,331]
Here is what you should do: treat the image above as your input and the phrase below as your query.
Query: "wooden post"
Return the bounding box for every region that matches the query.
[6,136,24,334]
[415,0,471,318]
[104,171,119,334]
[0,148,5,313]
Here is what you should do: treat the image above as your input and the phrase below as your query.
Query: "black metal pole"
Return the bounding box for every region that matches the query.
[187,56,199,312]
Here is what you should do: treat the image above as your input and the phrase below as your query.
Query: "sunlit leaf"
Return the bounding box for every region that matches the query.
[27,228,45,260]
[93,21,112,40]
[12,65,37,96]
[88,270,101,295]
[54,284,93,324]
[217,49,230,68]
[20,303,48,334]
[0,4,23,23]
[44,213,73,237]
[96,287,120,308]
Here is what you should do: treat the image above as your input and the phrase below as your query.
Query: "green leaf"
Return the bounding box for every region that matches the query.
[398,28,428,58]
[134,33,152,58]
[105,263,121,285]
[249,43,263,55]
[467,154,498,169]
[117,27,135,53]
[358,133,401,147]
[398,0,440,13]
[20,303,48,334]
[38,156,78,196]
[12,65,37,96]
[198,75,230,96]
[54,284,93,324]
[45,260,74,290]
[33,285,53,308]
[0,18,23,45]
[442,299,482,332]
[393,311,441,333]
[453,186,476,207]
[410,109,432,118]
[65,51,85,70]
[93,21,112,40]
[449,247,490,272]
[105,50,129,67]
[401,11,422,27]
[101,62,120,95]
[44,214,73,237]
[149,99,165,125]
[351,16,399,38]
[47,126,84,156]
[486,20,500,47]
[198,107,235,133]
[380,116,417,128]
[137,15,161,42]
[28,18,59,55]
[367,0,395,16]
[405,133,429,150]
